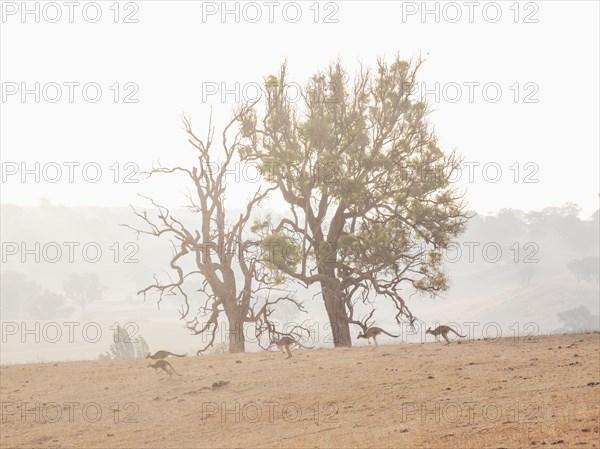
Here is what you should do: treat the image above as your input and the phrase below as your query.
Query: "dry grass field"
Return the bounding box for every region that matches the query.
[1,332,599,449]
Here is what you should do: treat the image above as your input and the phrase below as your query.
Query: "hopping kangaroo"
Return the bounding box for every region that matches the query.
[426,325,466,344]
[357,327,400,346]
[146,350,186,360]
[271,336,314,358]
[148,360,181,378]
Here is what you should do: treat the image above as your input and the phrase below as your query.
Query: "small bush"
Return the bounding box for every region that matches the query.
[99,325,149,360]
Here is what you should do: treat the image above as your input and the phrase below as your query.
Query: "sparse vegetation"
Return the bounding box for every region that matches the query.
[567,257,600,284]
[556,306,600,332]
[98,325,150,360]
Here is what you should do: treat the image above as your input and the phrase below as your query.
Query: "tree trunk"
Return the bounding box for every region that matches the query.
[321,284,352,347]
[227,313,246,353]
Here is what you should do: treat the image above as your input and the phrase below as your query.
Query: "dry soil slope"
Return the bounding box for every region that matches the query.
[1,332,599,449]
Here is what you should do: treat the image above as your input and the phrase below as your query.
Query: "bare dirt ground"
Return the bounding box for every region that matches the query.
[1,332,599,449]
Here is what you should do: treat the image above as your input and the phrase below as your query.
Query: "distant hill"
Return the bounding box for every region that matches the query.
[1,203,598,363]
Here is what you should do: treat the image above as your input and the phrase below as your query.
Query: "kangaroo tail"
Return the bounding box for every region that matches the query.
[381,329,400,338]
[167,352,186,357]
[449,328,466,338]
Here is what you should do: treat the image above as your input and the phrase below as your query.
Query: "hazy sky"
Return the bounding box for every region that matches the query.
[1,1,599,216]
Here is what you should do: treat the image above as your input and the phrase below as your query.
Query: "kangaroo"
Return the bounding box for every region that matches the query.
[426,325,466,344]
[148,360,181,378]
[146,350,186,360]
[357,327,400,346]
[271,336,314,358]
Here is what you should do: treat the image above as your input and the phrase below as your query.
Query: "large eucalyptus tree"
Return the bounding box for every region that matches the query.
[238,56,470,347]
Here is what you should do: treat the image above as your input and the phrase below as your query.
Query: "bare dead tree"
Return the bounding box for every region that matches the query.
[344,302,375,335]
[124,107,305,353]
